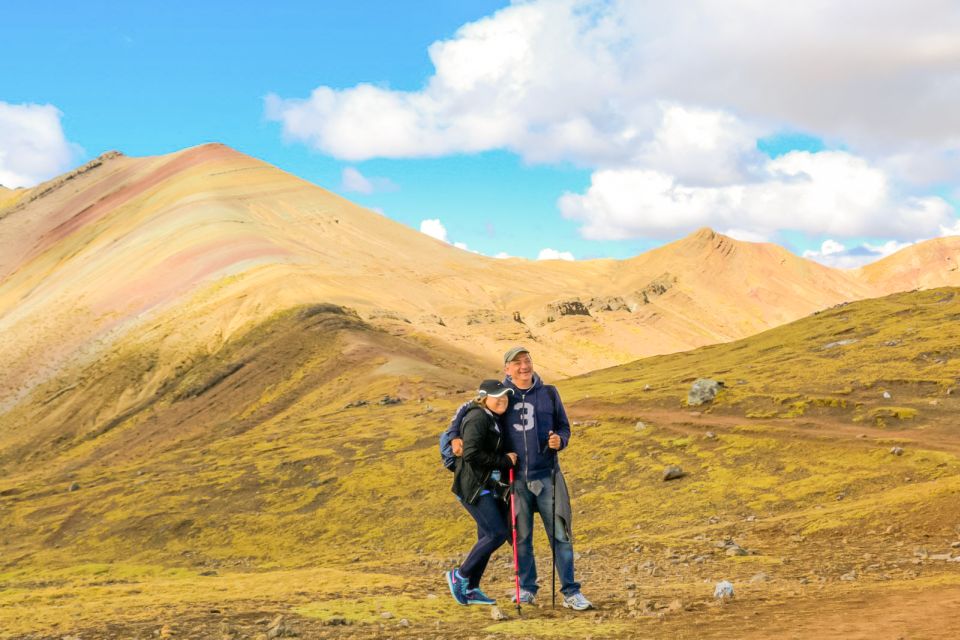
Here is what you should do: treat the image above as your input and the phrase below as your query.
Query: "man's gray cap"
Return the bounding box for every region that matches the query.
[503,345,530,364]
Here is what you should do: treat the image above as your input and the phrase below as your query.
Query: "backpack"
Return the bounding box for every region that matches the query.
[439,401,473,472]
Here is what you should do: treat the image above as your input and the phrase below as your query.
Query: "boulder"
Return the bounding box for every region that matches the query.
[688,379,724,406]
[662,466,685,481]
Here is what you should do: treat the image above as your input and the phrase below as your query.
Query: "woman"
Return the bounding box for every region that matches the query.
[445,379,518,606]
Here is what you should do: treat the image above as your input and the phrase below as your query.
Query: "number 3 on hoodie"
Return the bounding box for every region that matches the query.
[512,401,536,432]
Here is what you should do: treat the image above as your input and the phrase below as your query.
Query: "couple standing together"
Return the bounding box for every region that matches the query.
[446,346,593,611]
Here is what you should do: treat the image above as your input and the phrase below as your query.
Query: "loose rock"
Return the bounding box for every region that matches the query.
[490,606,508,621]
[635,421,646,431]
[714,580,735,600]
[890,446,904,456]
[68,482,80,492]
[662,466,686,481]
[688,379,724,406]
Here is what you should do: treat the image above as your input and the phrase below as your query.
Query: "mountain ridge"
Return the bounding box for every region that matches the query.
[1,142,958,413]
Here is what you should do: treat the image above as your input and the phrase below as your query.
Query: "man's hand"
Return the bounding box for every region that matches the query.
[452,438,463,456]
[506,452,518,466]
[547,430,561,450]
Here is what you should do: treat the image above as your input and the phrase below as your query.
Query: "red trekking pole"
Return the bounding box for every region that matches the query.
[509,467,522,617]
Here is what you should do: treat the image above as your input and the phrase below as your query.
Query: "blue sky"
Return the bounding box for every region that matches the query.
[2,1,958,265]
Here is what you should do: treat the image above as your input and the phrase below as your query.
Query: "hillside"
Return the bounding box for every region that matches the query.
[4,142,951,431]
[2,288,959,638]
[854,235,960,291]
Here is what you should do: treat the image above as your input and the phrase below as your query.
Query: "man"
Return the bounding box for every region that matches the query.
[500,346,592,610]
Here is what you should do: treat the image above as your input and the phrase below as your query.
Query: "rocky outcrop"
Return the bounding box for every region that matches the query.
[547,298,590,322]
[587,296,631,312]
[637,273,677,304]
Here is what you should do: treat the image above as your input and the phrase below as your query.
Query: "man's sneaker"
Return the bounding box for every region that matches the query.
[562,592,594,611]
[464,587,496,605]
[510,588,536,604]
[444,570,467,606]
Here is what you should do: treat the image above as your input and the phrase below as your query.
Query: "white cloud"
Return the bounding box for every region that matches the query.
[940,218,960,236]
[493,251,513,259]
[341,167,374,194]
[559,151,955,241]
[803,238,913,269]
[267,0,960,247]
[340,166,398,194]
[724,229,770,243]
[419,218,449,242]
[0,102,80,188]
[537,248,575,261]
[419,218,479,253]
[266,1,960,167]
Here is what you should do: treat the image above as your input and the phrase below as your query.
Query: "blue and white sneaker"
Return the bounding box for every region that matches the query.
[464,587,496,605]
[511,588,536,604]
[444,569,468,606]
[562,591,594,611]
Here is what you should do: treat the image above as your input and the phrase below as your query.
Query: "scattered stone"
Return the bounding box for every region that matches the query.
[726,546,748,557]
[708,516,720,524]
[822,339,858,350]
[750,572,770,583]
[490,606,508,621]
[667,599,684,613]
[884,340,901,347]
[635,421,646,431]
[378,395,402,405]
[688,379,724,406]
[662,466,686,481]
[68,482,80,492]
[840,570,857,581]
[344,399,368,409]
[380,612,394,620]
[714,580,735,600]
[883,391,892,399]
[643,384,652,391]
[266,615,289,639]
[745,515,756,522]
[929,553,953,561]
[322,617,349,626]
[426,593,438,599]
[891,446,905,456]
[951,541,960,549]
[705,431,717,440]
[398,619,410,628]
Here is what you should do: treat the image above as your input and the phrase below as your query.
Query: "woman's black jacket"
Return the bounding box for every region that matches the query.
[451,405,514,505]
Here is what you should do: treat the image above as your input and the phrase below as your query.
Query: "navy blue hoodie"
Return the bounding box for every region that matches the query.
[502,373,571,481]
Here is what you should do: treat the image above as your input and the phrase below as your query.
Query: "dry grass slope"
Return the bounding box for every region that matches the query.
[1,288,959,638]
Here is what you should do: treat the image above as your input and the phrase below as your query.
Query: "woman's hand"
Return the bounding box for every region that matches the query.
[506,452,518,466]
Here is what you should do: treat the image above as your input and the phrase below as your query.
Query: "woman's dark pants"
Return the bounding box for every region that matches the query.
[458,493,510,589]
